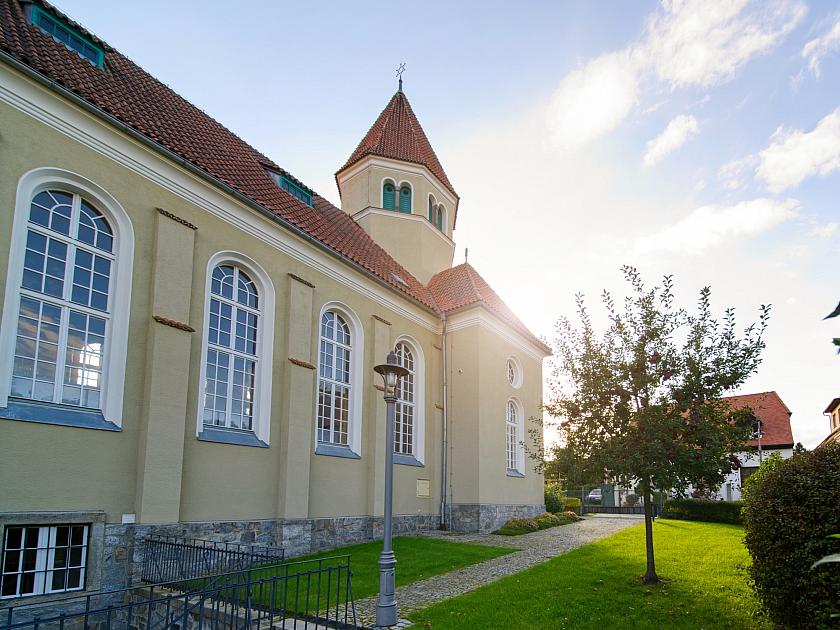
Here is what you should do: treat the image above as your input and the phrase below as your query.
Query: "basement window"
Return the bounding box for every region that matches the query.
[27,5,104,68]
[266,169,312,207]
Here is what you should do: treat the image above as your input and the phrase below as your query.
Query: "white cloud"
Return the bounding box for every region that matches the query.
[802,15,840,78]
[545,0,805,151]
[810,222,838,239]
[645,0,807,88]
[643,114,700,166]
[718,154,758,189]
[757,108,840,192]
[545,51,640,151]
[636,197,800,254]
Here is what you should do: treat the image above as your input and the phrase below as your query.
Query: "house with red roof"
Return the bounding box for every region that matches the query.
[0,0,549,598]
[819,397,840,447]
[714,391,795,501]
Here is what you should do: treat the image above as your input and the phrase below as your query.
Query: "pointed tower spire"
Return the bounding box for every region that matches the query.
[396,62,406,93]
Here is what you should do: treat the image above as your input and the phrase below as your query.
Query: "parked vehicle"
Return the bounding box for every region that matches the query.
[587,488,602,504]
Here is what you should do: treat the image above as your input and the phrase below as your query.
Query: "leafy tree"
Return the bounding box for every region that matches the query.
[825,300,840,353]
[543,444,603,491]
[793,441,808,455]
[543,267,769,584]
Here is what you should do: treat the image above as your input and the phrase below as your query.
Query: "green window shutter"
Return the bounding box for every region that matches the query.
[436,208,444,230]
[383,183,395,210]
[399,186,411,213]
[428,198,434,221]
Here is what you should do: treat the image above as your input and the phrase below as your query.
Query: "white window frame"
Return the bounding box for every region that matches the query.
[506,397,525,475]
[394,335,425,464]
[195,251,275,445]
[506,355,523,389]
[0,524,89,599]
[314,302,364,456]
[0,168,134,426]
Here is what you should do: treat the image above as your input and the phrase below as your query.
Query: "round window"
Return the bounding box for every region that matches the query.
[506,357,522,388]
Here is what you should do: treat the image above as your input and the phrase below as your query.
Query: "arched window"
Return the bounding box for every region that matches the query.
[10,189,115,410]
[202,264,261,433]
[435,205,444,231]
[382,181,396,210]
[399,185,412,213]
[317,311,352,446]
[394,341,416,455]
[428,195,436,222]
[506,399,523,474]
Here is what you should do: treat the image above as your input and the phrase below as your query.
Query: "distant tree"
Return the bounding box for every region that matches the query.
[793,442,808,455]
[543,444,603,492]
[543,267,770,584]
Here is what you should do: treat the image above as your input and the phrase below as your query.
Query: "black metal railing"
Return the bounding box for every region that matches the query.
[0,555,357,630]
[140,536,285,587]
[583,504,659,517]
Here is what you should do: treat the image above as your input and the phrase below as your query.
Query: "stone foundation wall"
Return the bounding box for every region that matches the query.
[448,503,545,533]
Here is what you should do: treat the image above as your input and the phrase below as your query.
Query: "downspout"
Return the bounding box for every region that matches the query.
[438,311,449,529]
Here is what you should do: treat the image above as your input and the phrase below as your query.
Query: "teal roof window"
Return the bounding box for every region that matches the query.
[266,168,313,206]
[27,4,104,68]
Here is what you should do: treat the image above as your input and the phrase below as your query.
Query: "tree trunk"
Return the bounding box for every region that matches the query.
[642,484,659,584]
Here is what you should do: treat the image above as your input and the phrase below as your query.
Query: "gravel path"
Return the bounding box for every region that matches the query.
[355,516,642,628]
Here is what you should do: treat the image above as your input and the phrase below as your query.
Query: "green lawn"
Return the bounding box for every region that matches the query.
[409,521,769,629]
[284,536,513,601]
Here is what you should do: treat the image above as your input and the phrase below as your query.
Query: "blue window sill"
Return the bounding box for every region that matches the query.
[315,443,361,459]
[198,427,268,448]
[506,469,526,478]
[394,453,424,467]
[0,398,120,431]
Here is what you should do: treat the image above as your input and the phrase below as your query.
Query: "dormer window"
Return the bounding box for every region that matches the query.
[266,169,312,207]
[27,5,104,68]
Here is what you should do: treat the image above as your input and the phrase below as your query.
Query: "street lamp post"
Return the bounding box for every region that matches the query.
[373,351,409,628]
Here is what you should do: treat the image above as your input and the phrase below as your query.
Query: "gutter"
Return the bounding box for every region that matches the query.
[438,311,449,529]
[0,49,436,316]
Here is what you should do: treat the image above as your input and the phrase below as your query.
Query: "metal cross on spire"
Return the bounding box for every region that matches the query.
[396,63,406,92]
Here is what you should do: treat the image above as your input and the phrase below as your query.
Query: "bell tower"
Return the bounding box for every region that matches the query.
[335,87,459,284]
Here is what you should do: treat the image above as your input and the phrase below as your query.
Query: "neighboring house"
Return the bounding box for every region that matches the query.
[714,391,795,501]
[0,0,548,600]
[819,397,840,447]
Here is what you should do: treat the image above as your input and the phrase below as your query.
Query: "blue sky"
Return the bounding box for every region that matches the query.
[59,0,839,446]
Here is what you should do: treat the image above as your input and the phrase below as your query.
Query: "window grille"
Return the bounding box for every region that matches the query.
[11,190,113,409]
[394,342,415,455]
[29,6,104,67]
[317,311,352,446]
[0,524,88,599]
[506,399,520,472]
[202,265,260,432]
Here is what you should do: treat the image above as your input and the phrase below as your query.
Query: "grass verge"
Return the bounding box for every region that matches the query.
[409,521,768,629]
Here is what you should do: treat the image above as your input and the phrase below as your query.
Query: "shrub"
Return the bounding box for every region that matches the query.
[624,493,638,507]
[742,443,840,628]
[544,484,565,513]
[563,511,580,522]
[535,512,562,529]
[661,498,742,524]
[494,517,540,536]
[563,497,582,514]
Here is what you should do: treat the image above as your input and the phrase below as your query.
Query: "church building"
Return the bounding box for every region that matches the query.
[0,0,547,598]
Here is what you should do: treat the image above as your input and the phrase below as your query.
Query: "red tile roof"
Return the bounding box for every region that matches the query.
[337,91,459,203]
[724,391,794,448]
[0,0,437,309]
[0,1,546,351]
[428,263,550,353]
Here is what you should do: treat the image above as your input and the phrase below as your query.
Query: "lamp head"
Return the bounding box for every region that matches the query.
[374,351,409,398]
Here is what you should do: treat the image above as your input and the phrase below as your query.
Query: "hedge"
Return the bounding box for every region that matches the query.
[544,484,564,513]
[742,444,840,628]
[563,497,581,514]
[661,498,743,524]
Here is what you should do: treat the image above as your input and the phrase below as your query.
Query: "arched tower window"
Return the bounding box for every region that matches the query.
[394,341,415,455]
[506,398,524,474]
[399,185,412,213]
[428,195,436,222]
[202,264,261,432]
[317,311,352,446]
[435,205,445,231]
[382,181,396,210]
